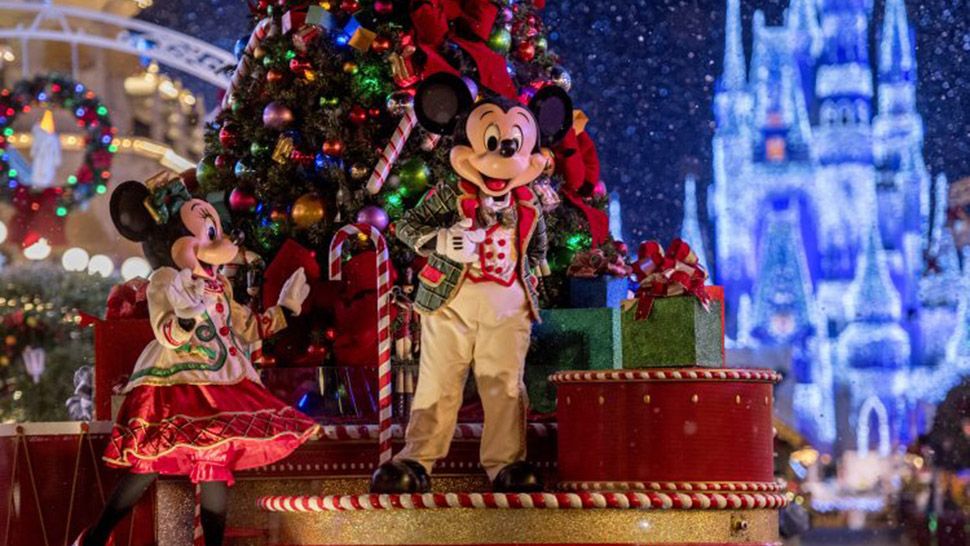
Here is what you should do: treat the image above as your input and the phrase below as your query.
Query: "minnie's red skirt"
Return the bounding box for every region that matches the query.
[103,380,318,484]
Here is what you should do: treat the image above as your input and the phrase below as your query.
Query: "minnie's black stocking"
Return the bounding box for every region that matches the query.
[82,472,157,546]
[199,481,229,546]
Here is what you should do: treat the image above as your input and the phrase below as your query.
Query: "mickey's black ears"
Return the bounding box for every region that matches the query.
[529,85,573,147]
[413,72,474,135]
[110,180,155,243]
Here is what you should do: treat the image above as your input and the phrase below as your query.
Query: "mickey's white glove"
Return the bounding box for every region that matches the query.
[167,269,207,320]
[435,218,486,264]
[278,267,311,316]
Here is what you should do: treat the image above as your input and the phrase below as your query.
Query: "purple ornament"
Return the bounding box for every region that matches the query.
[262,101,294,130]
[356,205,390,231]
[461,77,479,100]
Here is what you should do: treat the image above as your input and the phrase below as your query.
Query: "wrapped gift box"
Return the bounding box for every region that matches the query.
[620,286,725,368]
[568,277,628,308]
[81,314,155,420]
[526,307,621,413]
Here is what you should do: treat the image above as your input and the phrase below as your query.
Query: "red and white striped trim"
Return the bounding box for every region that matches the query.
[257,491,789,513]
[329,224,393,464]
[558,481,784,493]
[316,422,556,441]
[549,368,782,384]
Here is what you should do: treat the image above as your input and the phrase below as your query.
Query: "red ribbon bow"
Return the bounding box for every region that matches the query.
[567,248,632,278]
[632,238,709,320]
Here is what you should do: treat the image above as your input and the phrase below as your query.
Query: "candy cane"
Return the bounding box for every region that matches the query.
[221,17,277,110]
[329,223,393,464]
[365,107,418,195]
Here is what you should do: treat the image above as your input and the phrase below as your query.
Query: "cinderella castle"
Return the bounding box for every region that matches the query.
[692,0,970,455]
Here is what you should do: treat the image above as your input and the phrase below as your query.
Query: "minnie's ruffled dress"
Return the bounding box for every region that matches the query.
[103,267,318,484]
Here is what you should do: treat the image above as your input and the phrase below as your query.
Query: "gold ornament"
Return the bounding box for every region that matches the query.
[350,163,369,179]
[348,26,377,51]
[292,194,326,228]
[253,46,266,60]
[272,136,296,164]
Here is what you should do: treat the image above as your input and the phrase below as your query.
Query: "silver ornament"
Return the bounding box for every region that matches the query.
[550,66,572,92]
[386,91,414,117]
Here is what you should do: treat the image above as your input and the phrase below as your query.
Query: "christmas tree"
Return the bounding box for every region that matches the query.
[196,0,612,307]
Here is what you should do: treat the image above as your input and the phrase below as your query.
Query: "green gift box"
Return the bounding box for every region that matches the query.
[620,285,725,369]
[525,307,622,413]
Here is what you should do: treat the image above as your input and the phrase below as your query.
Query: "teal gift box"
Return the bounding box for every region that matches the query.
[620,285,725,369]
[525,307,621,413]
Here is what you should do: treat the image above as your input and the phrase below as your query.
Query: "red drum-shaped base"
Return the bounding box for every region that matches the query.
[550,369,781,487]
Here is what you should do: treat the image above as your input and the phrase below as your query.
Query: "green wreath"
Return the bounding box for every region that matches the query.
[0,74,116,215]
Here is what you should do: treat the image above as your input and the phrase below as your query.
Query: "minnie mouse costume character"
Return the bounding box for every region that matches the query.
[73,173,318,546]
[370,73,571,494]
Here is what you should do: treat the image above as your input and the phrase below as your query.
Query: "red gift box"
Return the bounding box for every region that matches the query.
[79,313,155,421]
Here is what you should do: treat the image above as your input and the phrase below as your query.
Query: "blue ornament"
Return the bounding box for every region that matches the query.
[234,159,256,182]
[234,37,248,60]
[314,153,343,174]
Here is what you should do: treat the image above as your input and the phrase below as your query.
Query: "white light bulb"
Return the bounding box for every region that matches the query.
[61,247,90,272]
[0,221,8,245]
[87,254,114,278]
[121,257,151,281]
[23,238,51,261]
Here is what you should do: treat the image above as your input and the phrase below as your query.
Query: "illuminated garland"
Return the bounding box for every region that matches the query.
[0,74,116,216]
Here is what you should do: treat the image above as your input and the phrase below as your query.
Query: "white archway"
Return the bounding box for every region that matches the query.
[856,395,891,457]
[0,1,233,89]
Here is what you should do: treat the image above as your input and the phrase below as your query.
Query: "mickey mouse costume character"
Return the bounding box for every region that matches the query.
[73,173,318,546]
[370,73,571,493]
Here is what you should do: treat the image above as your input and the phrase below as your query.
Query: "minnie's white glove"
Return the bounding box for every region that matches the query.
[278,267,311,316]
[167,269,207,320]
[435,218,486,264]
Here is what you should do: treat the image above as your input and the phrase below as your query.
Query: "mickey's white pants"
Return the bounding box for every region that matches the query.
[397,280,532,480]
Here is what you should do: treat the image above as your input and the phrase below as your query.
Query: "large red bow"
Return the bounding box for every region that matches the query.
[632,239,709,320]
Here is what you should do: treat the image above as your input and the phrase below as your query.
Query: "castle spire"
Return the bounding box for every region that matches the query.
[845,223,902,322]
[721,0,746,91]
[879,0,916,84]
[679,174,710,272]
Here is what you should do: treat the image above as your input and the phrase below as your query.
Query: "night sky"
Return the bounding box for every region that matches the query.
[140,0,970,246]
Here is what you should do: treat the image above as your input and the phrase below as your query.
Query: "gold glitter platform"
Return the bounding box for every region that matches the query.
[263,506,780,545]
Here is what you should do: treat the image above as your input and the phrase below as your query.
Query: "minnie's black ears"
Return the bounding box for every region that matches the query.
[110,180,155,243]
[529,85,573,147]
[413,72,475,135]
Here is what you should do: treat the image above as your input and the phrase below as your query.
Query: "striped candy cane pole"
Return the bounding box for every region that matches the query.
[193,485,204,546]
[365,107,418,195]
[221,17,277,110]
[329,223,393,464]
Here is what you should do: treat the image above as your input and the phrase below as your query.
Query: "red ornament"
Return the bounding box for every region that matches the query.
[266,68,286,83]
[368,107,382,119]
[214,154,231,172]
[374,0,393,15]
[324,328,337,341]
[516,41,536,62]
[289,58,311,74]
[229,187,259,213]
[349,105,368,125]
[339,0,359,12]
[218,125,237,149]
[371,36,392,54]
[322,139,345,156]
